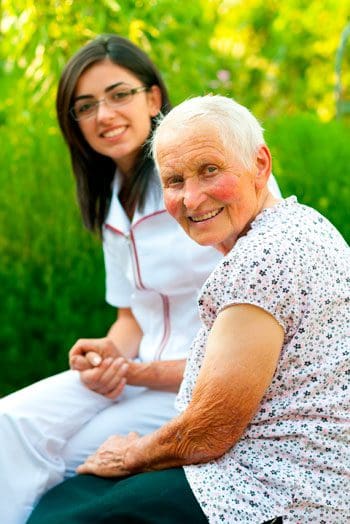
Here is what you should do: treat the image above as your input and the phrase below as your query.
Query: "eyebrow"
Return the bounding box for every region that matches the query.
[73,82,129,101]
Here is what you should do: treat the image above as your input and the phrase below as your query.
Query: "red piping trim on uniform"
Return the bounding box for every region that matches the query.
[104,213,171,360]
[104,224,124,235]
[129,230,146,290]
[132,209,167,229]
[154,294,171,360]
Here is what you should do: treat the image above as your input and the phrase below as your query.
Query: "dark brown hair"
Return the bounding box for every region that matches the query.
[56,34,171,232]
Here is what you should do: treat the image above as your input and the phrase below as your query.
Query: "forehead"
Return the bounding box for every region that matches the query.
[75,58,139,96]
[156,123,226,170]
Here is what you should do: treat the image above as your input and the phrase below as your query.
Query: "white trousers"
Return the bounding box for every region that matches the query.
[0,370,177,524]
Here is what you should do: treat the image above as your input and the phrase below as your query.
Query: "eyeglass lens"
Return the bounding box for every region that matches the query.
[72,84,146,120]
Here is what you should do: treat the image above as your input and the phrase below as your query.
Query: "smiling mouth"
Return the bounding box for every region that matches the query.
[102,126,127,138]
[189,208,224,223]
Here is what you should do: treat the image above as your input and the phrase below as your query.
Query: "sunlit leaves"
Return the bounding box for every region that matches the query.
[2,0,349,121]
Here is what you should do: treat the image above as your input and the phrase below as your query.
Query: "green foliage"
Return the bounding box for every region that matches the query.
[266,114,350,243]
[0,1,349,394]
[0,111,116,396]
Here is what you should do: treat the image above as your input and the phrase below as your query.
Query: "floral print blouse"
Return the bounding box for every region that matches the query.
[176,197,350,523]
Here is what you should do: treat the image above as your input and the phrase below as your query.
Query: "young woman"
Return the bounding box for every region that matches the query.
[0,37,281,524]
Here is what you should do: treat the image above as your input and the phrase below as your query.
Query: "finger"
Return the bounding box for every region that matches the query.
[96,359,129,396]
[100,357,128,384]
[76,455,127,478]
[85,351,102,367]
[80,359,114,389]
[76,460,99,475]
[69,339,100,358]
[104,377,127,400]
[127,431,140,439]
[70,355,92,371]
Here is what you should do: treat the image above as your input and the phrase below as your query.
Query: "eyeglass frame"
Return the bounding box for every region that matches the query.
[69,85,150,121]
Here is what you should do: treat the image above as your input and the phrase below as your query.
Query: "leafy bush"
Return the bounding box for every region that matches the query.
[0,113,115,396]
[265,114,350,243]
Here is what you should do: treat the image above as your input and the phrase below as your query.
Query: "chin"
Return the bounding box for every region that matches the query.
[188,233,221,248]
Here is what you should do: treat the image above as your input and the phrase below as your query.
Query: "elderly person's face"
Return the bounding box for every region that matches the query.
[157,123,271,254]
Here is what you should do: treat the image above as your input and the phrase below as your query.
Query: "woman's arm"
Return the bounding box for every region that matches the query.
[126,359,186,393]
[108,310,186,391]
[106,308,143,359]
[78,304,284,476]
[70,307,185,397]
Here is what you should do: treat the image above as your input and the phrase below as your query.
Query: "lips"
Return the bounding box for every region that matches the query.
[189,208,224,223]
[101,126,127,138]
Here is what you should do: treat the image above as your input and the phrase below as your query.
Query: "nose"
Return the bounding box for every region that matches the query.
[183,177,206,211]
[95,99,116,121]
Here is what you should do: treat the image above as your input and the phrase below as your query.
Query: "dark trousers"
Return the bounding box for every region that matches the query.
[28,467,282,523]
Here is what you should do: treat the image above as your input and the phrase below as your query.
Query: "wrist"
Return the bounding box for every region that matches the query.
[123,435,149,473]
[125,359,144,386]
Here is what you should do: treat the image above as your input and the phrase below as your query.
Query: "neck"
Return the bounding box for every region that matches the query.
[216,190,281,255]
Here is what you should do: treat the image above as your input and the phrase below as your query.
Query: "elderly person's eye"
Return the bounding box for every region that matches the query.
[167,176,184,187]
[204,165,218,175]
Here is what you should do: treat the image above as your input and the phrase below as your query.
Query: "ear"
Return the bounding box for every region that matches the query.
[147,85,162,117]
[254,145,272,190]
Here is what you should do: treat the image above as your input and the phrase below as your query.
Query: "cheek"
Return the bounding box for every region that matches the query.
[209,175,239,203]
[163,191,181,218]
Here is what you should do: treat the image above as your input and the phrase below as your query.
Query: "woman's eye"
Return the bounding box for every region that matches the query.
[205,165,218,174]
[77,102,95,114]
[112,91,129,100]
[167,176,183,187]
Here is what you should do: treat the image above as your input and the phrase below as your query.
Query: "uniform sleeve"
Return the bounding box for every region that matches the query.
[214,237,307,341]
[103,228,133,308]
[267,173,282,198]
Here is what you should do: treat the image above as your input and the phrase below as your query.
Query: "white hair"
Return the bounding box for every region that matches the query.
[151,95,265,170]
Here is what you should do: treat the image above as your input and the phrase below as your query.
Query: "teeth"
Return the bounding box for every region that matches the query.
[190,208,222,222]
[103,127,126,138]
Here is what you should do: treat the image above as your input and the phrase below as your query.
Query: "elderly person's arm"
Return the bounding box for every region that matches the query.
[78,303,283,477]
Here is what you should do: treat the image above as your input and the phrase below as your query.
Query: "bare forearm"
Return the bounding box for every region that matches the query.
[126,359,186,392]
[124,371,259,474]
[107,309,143,359]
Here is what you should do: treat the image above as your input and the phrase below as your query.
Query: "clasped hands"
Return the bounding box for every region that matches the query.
[69,337,129,399]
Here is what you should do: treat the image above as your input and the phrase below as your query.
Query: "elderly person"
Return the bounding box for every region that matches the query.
[28,95,349,524]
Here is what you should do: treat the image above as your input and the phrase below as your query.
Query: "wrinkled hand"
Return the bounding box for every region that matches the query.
[77,432,140,477]
[69,338,129,399]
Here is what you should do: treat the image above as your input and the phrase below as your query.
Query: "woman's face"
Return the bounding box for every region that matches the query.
[74,58,161,174]
[157,123,271,254]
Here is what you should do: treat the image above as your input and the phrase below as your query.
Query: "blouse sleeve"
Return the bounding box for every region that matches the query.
[214,237,308,341]
[102,228,133,308]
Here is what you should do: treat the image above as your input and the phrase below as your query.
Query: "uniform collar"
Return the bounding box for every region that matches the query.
[104,169,166,233]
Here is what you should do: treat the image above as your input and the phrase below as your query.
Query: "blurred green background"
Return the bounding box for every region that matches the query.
[1,0,349,395]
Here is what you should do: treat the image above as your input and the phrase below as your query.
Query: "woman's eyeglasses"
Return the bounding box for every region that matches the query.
[70,85,149,121]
